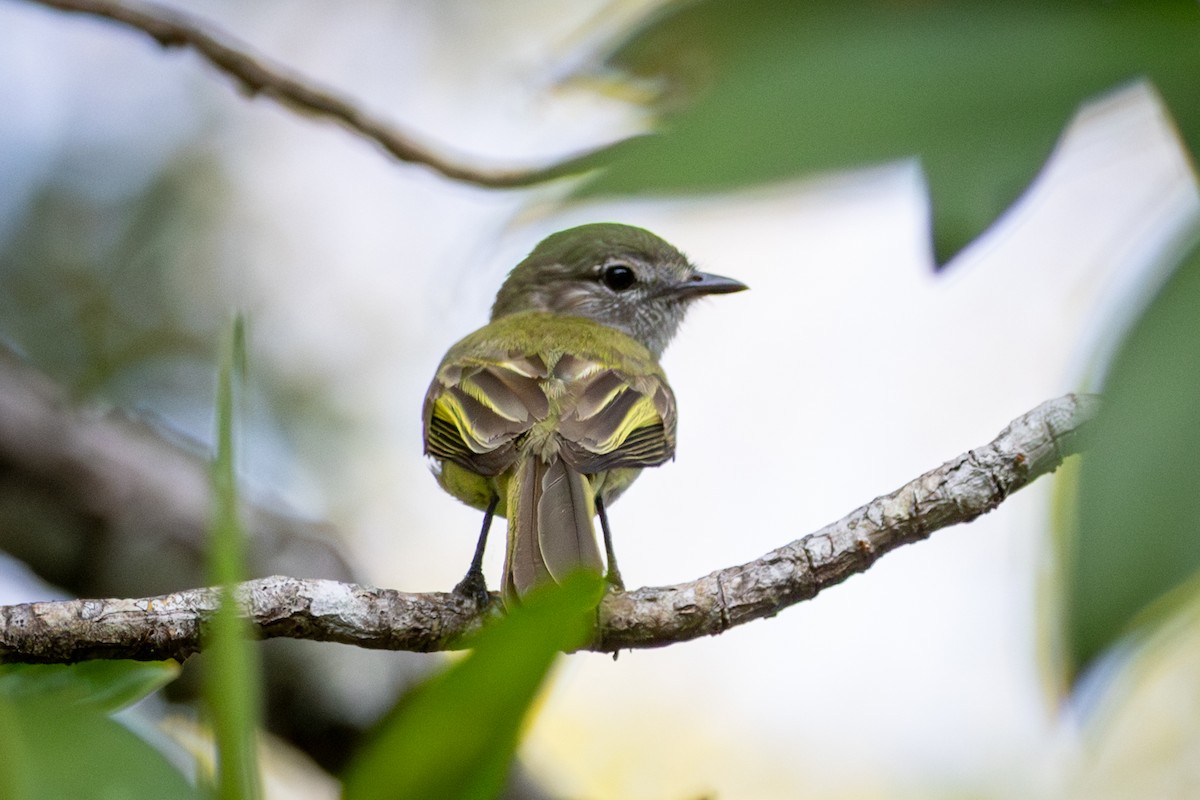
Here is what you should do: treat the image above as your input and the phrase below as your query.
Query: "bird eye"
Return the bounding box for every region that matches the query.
[601,264,636,292]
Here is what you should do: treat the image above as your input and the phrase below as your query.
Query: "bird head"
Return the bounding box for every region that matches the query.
[491,223,747,357]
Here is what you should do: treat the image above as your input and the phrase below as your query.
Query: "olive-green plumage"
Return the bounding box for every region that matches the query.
[422,223,745,606]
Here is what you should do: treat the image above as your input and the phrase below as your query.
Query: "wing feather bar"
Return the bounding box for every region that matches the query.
[461,365,550,421]
[558,366,676,473]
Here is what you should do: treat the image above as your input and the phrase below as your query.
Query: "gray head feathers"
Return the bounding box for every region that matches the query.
[491,223,745,358]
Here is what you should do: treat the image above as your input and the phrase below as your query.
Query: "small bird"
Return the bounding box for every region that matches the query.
[422,223,746,606]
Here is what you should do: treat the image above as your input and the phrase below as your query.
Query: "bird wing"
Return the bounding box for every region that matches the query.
[422,353,550,476]
[423,348,675,476]
[554,353,677,473]
[423,312,677,478]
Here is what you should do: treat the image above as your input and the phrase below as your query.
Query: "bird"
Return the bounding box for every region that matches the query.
[421,223,746,607]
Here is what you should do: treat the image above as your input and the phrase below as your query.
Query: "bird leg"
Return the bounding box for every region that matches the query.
[596,496,624,590]
[453,494,498,607]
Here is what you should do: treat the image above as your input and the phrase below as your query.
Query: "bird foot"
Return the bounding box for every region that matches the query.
[453,569,493,608]
[605,569,625,592]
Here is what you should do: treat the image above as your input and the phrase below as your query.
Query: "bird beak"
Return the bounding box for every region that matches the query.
[676,271,749,299]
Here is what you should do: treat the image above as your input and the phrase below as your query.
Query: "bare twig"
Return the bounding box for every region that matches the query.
[21,0,622,187]
[0,394,1099,663]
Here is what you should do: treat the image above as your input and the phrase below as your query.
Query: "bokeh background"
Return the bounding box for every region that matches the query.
[2,1,1199,798]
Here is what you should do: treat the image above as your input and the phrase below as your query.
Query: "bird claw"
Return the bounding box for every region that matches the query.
[605,568,625,592]
[453,569,493,608]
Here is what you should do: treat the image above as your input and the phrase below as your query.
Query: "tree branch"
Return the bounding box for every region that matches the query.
[0,394,1098,664]
[20,0,620,187]
[0,344,436,769]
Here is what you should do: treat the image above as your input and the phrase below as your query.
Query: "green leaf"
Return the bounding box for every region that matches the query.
[0,660,180,713]
[1067,236,1200,679]
[580,0,1200,263]
[342,572,604,800]
[204,315,263,800]
[0,693,197,800]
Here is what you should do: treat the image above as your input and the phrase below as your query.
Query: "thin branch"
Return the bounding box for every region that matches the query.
[21,0,621,188]
[0,344,436,765]
[0,394,1099,664]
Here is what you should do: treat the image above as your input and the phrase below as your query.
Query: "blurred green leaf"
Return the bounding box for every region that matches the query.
[342,572,604,800]
[0,158,220,400]
[582,0,1200,263]
[0,660,180,713]
[204,315,263,800]
[1068,236,1200,679]
[0,693,197,800]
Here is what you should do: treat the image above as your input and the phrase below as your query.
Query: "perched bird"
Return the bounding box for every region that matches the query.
[422,223,746,606]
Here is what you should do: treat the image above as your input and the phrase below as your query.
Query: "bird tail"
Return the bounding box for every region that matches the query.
[502,453,603,605]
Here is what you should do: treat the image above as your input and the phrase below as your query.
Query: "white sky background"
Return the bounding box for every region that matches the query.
[2,1,1199,798]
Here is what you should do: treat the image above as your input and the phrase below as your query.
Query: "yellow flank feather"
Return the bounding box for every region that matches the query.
[436,461,500,513]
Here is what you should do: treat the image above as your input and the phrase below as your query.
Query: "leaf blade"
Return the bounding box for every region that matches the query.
[205,314,262,800]
[0,659,180,713]
[580,0,1200,263]
[1067,236,1200,679]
